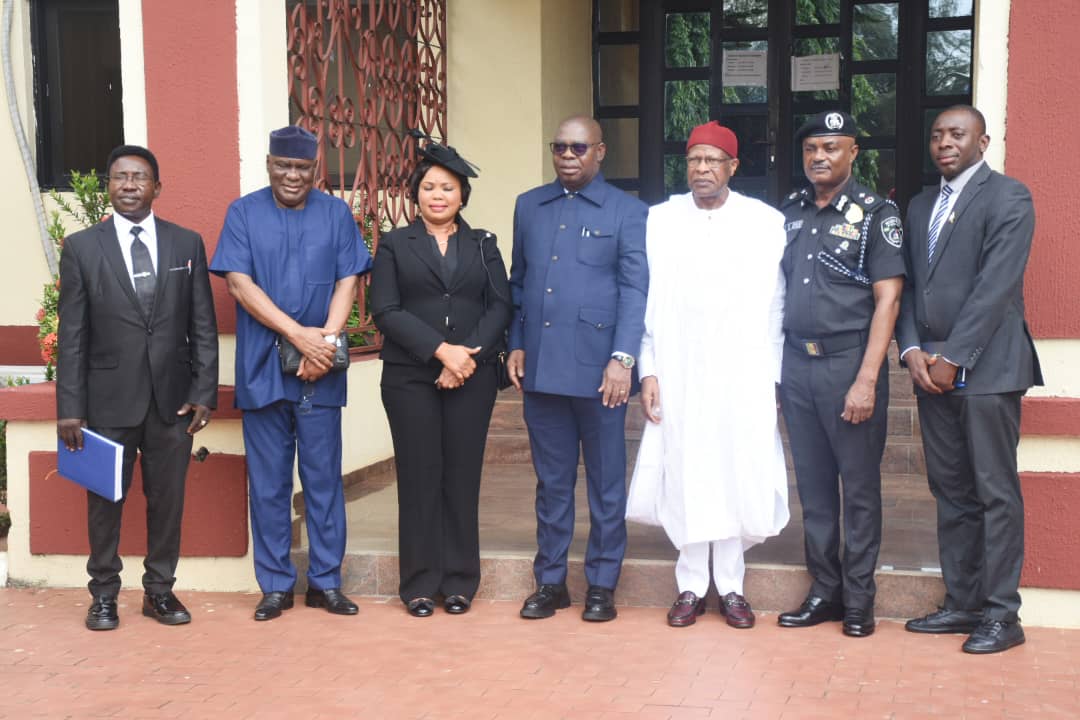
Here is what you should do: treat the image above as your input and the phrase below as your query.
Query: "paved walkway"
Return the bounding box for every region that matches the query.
[2,588,1077,719]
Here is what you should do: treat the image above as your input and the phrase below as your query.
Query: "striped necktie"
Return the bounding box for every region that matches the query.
[927,184,953,263]
[130,226,156,316]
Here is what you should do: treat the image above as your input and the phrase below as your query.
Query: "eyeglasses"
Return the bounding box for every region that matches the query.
[108,172,154,185]
[686,155,734,169]
[549,142,601,157]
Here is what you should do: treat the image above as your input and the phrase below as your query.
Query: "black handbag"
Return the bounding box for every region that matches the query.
[276,331,350,374]
[494,346,513,390]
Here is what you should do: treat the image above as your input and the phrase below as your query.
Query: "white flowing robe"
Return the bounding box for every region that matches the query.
[626,190,789,550]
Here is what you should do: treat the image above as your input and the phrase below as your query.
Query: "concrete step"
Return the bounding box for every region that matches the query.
[291,548,944,621]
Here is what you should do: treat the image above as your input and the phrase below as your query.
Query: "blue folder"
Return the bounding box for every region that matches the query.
[56,429,123,502]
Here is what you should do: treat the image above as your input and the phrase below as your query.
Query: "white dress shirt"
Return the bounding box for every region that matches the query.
[112,211,159,290]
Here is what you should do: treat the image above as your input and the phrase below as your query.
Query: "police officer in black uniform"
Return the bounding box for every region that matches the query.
[776,111,906,638]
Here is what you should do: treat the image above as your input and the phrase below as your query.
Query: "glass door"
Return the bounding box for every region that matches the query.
[612,0,975,208]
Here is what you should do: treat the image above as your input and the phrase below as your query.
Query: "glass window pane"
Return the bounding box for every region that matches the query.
[852,73,896,136]
[792,38,839,103]
[598,0,639,32]
[664,80,709,141]
[665,154,689,197]
[723,0,767,29]
[598,117,639,179]
[796,0,840,25]
[721,41,767,104]
[926,29,972,95]
[598,44,639,106]
[793,36,839,56]
[722,114,768,178]
[665,12,710,69]
[854,148,896,198]
[853,3,898,61]
[929,0,973,19]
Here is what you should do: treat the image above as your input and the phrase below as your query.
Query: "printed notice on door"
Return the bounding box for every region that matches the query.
[792,53,840,92]
[722,50,768,88]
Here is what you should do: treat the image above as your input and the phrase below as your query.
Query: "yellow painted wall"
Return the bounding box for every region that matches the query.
[0,1,53,327]
[446,0,592,256]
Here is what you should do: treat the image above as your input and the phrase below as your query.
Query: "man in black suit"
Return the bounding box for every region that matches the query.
[896,106,1041,654]
[57,145,219,631]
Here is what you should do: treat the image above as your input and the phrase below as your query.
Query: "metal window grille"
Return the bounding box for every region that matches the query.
[287,0,447,350]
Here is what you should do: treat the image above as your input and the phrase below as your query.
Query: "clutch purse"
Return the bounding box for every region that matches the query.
[276,331,350,374]
[494,349,513,390]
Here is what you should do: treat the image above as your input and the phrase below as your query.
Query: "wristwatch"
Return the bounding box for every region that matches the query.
[611,351,635,369]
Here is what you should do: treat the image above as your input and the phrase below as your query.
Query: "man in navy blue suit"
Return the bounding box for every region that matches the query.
[507,115,648,622]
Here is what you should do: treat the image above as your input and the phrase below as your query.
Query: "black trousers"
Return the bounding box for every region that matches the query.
[780,345,887,610]
[917,391,1024,622]
[87,401,193,597]
[380,361,498,603]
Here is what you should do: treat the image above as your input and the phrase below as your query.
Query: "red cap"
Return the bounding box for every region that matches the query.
[686,121,738,159]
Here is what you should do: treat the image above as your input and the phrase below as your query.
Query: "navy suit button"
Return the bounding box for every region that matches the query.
[544,321,551,327]
[546,288,553,294]
[552,255,558,261]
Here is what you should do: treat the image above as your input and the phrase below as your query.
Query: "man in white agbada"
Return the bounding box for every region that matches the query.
[626,121,789,628]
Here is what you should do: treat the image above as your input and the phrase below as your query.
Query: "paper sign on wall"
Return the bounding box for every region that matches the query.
[722,50,768,88]
[792,53,840,92]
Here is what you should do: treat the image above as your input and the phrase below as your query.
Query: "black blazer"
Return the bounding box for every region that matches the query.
[896,163,1042,395]
[371,217,511,367]
[57,217,219,426]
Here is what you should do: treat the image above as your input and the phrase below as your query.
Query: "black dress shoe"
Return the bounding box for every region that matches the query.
[254,591,294,621]
[85,595,119,631]
[843,607,875,637]
[142,591,192,625]
[444,594,471,614]
[520,584,571,619]
[407,597,435,617]
[305,588,358,615]
[778,595,844,628]
[582,585,617,622]
[962,619,1026,654]
[905,608,983,634]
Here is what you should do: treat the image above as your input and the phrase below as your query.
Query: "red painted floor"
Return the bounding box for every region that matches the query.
[1,588,1078,719]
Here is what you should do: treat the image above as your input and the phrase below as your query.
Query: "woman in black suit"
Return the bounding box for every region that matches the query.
[371,138,511,617]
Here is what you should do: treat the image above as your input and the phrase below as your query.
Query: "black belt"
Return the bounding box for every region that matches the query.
[785,330,865,357]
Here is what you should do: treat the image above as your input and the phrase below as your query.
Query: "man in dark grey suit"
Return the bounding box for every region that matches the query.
[896,106,1042,654]
[57,145,219,631]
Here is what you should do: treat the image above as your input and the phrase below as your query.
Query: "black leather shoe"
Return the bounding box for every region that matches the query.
[85,595,119,631]
[905,608,983,634]
[305,588,358,615]
[843,607,875,637]
[962,619,1026,654]
[407,597,435,617]
[444,594,471,614]
[520,584,571,619]
[582,585,617,622]
[142,591,192,625]
[254,591,294,621]
[778,595,844,628]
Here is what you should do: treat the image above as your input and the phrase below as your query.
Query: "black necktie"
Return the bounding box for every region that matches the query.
[130,226,156,316]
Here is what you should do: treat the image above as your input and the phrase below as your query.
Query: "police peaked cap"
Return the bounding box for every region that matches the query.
[796,111,858,142]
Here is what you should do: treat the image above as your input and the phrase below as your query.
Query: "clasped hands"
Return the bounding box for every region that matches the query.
[904,348,958,395]
[288,326,341,382]
[434,342,482,390]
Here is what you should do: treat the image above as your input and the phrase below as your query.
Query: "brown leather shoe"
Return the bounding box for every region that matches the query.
[667,591,706,627]
[720,592,755,628]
